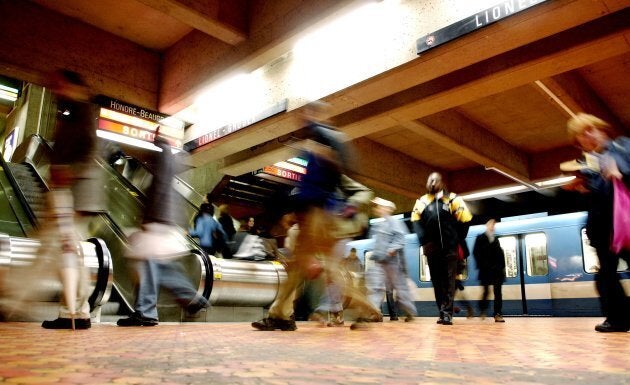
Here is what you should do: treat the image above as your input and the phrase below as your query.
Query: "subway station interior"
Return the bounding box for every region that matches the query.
[0,1,628,384]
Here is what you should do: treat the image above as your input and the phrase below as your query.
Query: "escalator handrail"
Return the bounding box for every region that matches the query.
[0,150,39,229]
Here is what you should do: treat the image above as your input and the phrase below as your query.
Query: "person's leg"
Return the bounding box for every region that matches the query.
[426,253,445,319]
[595,249,630,331]
[117,259,159,326]
[366,263,386,311]
[493,279,505,322]
[440,251,458,324]
[386,262,416,320]
[158,260,208,313]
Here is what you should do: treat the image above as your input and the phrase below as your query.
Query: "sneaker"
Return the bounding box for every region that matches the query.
[251,317,297,331]
[404,315,414,322]
[42,318,91,330]
[117,314,158,327]
[441,315,453,325]
[389,315,399,321]
[494,314,505,323]
[466,306,474,319]
[594,321,629,332]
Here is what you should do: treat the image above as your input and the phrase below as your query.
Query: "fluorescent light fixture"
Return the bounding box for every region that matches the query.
[370,213,404,224]
[535,175,576,187]
[96,130,180,153]
[460,185,529,201]
[461,175,578,201]
[273,161,306,174]
[0,89,17,102]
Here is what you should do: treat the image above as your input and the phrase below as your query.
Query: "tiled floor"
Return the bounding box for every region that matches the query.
[0,317,628,385]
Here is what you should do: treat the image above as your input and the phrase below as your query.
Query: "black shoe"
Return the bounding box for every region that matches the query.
[436,318,444,324]
[251,317,297,331]
[42,318,91,330]
[185,298,209,317]
[441,315,453,325]
[350,318,370,330]
[389,316,399,321]
[117,314,158,327]
[595,321,629,333]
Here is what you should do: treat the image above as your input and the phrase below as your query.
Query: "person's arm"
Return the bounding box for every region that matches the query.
[410,199,425,244]
[189,217,202,237]
[388,218,408,256]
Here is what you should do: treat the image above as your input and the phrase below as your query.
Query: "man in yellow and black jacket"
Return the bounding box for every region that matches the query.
[411,172,472,325]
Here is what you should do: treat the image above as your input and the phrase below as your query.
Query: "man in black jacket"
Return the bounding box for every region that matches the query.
[473,219,506,322]
[411,172,472,325]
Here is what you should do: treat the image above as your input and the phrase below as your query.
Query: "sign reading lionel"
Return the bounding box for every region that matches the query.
[416,0,548,54]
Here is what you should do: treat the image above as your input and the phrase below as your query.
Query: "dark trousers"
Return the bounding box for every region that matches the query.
[426,247,458,320]
[480,279,503,316]
[595,247,630,327]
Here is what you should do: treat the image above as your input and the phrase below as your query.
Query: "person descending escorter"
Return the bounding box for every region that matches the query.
[117,129,209,327]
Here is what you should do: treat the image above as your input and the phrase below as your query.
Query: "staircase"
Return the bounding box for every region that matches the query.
[5,162,47,220]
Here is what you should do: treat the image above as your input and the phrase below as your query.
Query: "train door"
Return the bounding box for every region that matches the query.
[498,232,552,315]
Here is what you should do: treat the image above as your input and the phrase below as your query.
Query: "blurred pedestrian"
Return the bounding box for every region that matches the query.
[473,219,505,322]
[252,102,380,331]
[364,198,416,324]
[189,203,227,256]
[411,172,472,325]
[118,130,208,327]
[217,204,237,241]
[562,113,630,332]
[40,69,102,330]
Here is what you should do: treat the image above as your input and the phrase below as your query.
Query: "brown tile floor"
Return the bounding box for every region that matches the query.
[0,317,628,385]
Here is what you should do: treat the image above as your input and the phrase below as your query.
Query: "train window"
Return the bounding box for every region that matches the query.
[581,228,599,273]
[524,233,548,276]
[419,247,431,282]
[498,236,518,278]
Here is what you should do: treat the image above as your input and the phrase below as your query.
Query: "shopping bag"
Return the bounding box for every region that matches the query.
[127,222,190,260]
[611,178,630,254]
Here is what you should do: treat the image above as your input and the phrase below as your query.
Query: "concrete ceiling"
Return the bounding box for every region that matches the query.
[0,0,628,218]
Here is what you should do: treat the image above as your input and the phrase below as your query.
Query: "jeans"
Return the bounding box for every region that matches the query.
[132,259,203,320]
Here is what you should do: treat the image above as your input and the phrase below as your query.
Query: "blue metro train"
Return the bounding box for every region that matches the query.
[346,212,630,317]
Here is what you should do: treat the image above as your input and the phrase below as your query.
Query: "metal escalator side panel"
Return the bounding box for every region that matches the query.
[208,258,287,307]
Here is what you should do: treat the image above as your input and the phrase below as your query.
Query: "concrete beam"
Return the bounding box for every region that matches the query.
[0,0,160,109]
[533,71,627,136]
[337,9,629,138]
[136,0,248,45]
[401,110,530,183]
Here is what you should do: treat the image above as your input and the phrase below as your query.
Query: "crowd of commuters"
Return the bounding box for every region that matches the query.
[9,69,626,333]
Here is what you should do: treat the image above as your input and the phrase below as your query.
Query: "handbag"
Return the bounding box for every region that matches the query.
[611,178,630,254]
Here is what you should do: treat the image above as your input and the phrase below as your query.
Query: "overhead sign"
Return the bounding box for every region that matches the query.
[184,99,288,152]
[95,96,185,149]
[416,0,548,54]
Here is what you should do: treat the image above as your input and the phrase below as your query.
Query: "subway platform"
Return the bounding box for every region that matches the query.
[0,317,628,385]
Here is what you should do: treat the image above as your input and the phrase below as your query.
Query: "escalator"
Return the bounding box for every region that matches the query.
[2,135,287,322]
